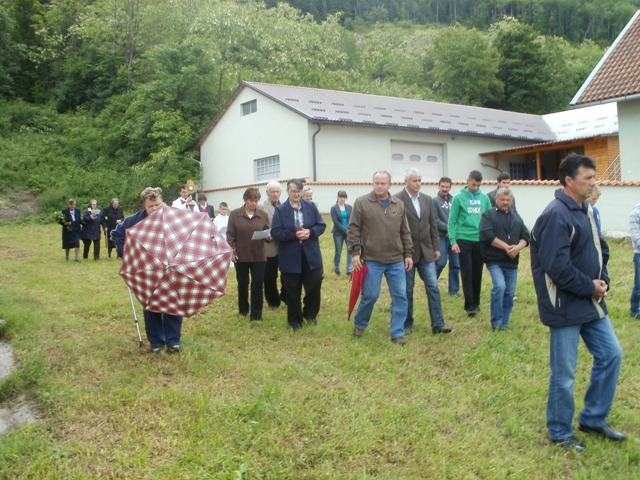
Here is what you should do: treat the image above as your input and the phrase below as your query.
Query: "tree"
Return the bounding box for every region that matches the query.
[429,26,503,106]
[490,16,549,113]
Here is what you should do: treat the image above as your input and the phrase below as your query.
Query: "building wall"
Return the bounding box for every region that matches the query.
[618,99,640,180]
[199,89,310,193]
[584,136,619,175]
[311,124,532,183]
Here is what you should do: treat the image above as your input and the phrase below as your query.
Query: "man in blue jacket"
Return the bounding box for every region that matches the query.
[530,154,625,452]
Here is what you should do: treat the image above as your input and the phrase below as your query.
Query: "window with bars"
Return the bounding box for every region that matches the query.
[509,162,525,180]
[254,155,280,181]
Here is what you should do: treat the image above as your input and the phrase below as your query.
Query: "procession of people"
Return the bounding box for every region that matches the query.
[57,153,634,451]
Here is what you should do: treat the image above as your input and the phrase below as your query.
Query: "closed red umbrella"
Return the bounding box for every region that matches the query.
[119,205,233,318]
[348,265,368,320]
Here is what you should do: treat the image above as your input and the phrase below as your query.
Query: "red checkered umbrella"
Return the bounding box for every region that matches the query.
[119,205,233,318]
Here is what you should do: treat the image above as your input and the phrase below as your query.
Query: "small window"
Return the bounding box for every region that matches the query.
[410,154,421,162]
[241,99,257,116]
[426,155,438,163]
[254,155,280,181]
[392,153,404,161]
[509,162,524,180]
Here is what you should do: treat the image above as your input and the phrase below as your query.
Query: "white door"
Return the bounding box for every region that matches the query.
[390,141,443,182]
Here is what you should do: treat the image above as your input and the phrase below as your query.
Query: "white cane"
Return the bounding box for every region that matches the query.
[127,287,144,347]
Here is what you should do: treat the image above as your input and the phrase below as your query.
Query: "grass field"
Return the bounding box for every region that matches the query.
[0,220,639,479]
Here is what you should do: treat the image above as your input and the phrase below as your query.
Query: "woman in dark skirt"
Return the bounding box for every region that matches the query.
[60,199,82,262]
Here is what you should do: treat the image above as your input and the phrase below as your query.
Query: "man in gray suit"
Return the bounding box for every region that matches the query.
[261,180,285,309]
[394,168,452,334]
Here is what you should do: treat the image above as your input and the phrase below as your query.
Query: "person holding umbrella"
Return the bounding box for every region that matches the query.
[227,187,270,321]
[111,187,184,353]
[271,178,326,331]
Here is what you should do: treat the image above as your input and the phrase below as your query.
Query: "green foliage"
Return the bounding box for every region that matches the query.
[491,17,552,113]
[430,26,503,106]
[0,0,628,209]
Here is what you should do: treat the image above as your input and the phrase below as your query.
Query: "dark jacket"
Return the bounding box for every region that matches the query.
[480,207,529,268]
[330,203,352,235]
[61,207,82,246]
[111,209,148,258]
[82,208,103,240]
[226,207,269,262]
[530,189,609,328]
[102,204,125,231]
[394,189,439,263]
[271,199,326,273]
[197,203,215,219]
[433,192,453,238]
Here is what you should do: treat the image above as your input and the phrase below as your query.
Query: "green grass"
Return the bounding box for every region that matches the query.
[0,220,639,479]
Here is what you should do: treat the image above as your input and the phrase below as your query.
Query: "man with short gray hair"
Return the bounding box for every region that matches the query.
[261,180,285,309]
[348,170,413,345]
[479,187,529,331]
[394,168,451,334]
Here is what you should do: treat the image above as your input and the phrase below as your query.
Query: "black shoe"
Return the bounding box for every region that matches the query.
[551,436,586,452]
[466,308,479,317]
[353,327,363,337]
[390,336,406,346]
[167,345,181,353]
[432,326,452,334]
[578,423,627,441]
[305,317,317,325]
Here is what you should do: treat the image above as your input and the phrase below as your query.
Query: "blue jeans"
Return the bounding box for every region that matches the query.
[333,231,352,274]
[487,264,517,329]
[143,310,183,348]
[630,252,640,316]
[435,237,460,294]
[406,257,444,329]
[354,260,407,339]
[547,316,622,441]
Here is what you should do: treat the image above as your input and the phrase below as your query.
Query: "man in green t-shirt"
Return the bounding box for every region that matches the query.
[448,170,491,317]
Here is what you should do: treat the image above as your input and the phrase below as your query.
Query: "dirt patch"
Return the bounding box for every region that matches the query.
[0,396,37,435]
[0,320,38,435]
[0,190,39,221]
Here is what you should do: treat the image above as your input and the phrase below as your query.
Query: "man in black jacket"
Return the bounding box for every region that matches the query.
[479,188,529,331]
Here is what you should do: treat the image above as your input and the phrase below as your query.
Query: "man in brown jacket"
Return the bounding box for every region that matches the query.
[348,170,413,345]
[395,168,451,334]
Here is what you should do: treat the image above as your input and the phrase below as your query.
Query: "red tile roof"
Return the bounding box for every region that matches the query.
[572,11,640,106]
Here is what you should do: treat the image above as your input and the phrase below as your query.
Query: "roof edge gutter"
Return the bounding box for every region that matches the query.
[572,92,640,108]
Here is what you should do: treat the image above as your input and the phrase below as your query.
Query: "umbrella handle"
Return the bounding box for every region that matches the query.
[128,287,144,347]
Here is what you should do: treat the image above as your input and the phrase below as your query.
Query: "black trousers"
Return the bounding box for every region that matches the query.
[264,255,284,308]
[82,238,100,259]
[107,228,117,257]
[457,239,483,312]
[281,259,323,328]
[235,262,266,320]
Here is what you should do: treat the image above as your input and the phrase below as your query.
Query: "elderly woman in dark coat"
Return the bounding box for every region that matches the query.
[81,199,103,260]
[60,199,82,262]
[271,178,326,331]
[227,187,271,321]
